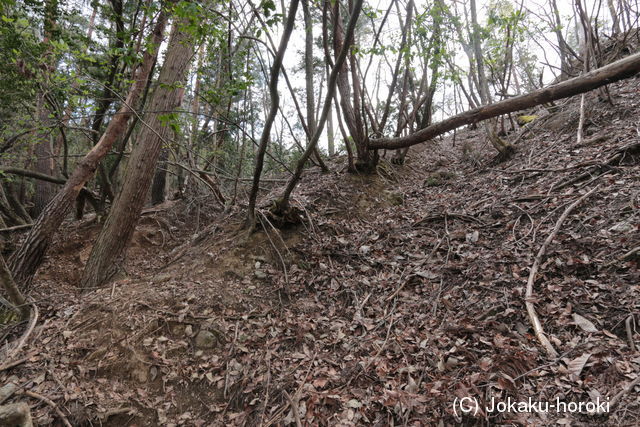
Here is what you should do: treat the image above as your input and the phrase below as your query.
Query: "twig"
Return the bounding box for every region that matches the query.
[620,246,640,261]
[265,354,316,427]
[223,320,240,399]
[283,390,303,427]
[525,186,599,358]
[0,356,29,372]
[414,212,486,227]
[626,315,636,352]
[22,390,72,427]
[0,224,33,233]
[577,94,586,145]
[609,375,640,409]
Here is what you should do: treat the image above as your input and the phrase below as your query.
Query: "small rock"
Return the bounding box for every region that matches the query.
[194,330,217,349]
[255,270,267,279]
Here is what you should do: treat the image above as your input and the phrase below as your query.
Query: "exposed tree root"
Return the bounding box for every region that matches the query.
[525,186,599,358]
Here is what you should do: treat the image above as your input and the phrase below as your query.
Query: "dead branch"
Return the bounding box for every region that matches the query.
[283,390,303,427]
[609,375,640,409]
[413,212,486,227]
[0,356,29,373]
[22,390,72,427]
[0,224,33,233]
[626,315,636,352]
[525,186,599,358]
[371,52,640,149]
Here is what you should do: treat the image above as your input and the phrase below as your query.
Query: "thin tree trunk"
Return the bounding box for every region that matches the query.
[151,148,169,205]
[274,0,363,214]
[8,13,168,290]
[0,184,26,226]
[81,16,195,289]
[551,0,570,79]
[52,6,97,158]
[31,0,58,217]
[332,0,372,171]
[246,0,300,229]
[326,65,336,156]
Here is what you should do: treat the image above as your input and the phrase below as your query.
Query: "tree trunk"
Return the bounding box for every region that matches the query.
[370,51,640,150]
[245,0,300,229]
[8,13,168,290]
[302,0,316,142]
[81,16,195,289]
[151,148,169,205]
[608,0,621,34]
[326,62,336,156]
[469,0,512,155]
[273,0,363,216]
[332,0,373,171]
[32,96,56,217]
[551,0,570,79]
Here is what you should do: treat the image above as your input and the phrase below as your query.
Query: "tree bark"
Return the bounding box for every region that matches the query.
[151,147,169,205]
[7,12,168,289]
[332,0,373,171]
[370,51,640,150]
[81,15,195,289]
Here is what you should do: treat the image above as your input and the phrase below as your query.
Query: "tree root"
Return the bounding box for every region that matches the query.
[525,186,599,358]
[266,199,304,229]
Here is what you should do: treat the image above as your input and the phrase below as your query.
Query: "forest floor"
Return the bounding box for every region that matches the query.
[2,76,640,426]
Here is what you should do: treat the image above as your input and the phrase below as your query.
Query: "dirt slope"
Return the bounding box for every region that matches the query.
[1,77,639,426]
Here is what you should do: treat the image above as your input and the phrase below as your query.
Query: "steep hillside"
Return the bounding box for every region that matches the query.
[1,77,639,426]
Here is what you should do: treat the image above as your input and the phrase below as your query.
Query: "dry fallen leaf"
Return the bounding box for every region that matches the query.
[566,353,591,379]
[573,313,599,333]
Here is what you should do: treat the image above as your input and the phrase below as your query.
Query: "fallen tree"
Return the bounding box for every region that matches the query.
[370,51,640,150]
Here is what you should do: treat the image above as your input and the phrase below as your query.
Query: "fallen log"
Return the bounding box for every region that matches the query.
[370,52,640,150]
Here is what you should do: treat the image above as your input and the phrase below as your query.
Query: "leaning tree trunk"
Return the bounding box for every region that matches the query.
[7,13,168,290]
[370,51,640,150]
[273,0,363,217]
[245,0,300,229]
[80,17,195,289]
